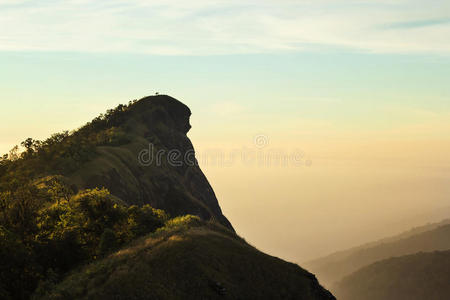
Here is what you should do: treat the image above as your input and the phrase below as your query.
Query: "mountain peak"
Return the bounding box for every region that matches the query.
[130,95,192,134]
[66,95,234,230]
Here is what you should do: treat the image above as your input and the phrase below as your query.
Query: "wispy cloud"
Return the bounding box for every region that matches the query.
[382,18,450,29]
[0,0,449,54]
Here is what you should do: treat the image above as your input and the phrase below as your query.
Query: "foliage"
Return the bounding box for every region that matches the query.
[126,204,168,239]
[0,100,138,190]
[0,184,167,299]
[162,214,202,230]
[0,184,49,239]
[0,226,39,300]
[35,188,167,263]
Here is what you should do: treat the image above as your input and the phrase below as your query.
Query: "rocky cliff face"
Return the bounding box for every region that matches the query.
[68,95,233,230]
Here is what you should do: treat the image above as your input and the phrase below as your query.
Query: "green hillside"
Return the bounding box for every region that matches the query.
[42,217,334,300]
[333,250,450,300]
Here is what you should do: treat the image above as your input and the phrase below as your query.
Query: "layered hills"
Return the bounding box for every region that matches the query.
[304,219,450,288]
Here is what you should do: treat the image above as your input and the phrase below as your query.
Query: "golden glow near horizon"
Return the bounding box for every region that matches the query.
[194,137,450,261]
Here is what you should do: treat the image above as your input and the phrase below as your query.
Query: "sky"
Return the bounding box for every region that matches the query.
[1,0,450,262]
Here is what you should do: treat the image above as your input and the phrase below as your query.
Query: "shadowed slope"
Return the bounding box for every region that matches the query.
[43,219,335,300]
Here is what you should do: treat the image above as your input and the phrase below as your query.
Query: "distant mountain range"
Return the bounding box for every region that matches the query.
[304,218,450,288]
[304,218,450,299]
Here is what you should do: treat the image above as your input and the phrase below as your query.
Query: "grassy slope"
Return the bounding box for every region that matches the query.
[333,250,450,300]
[43,219,335,300]
[304,221,450,288]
